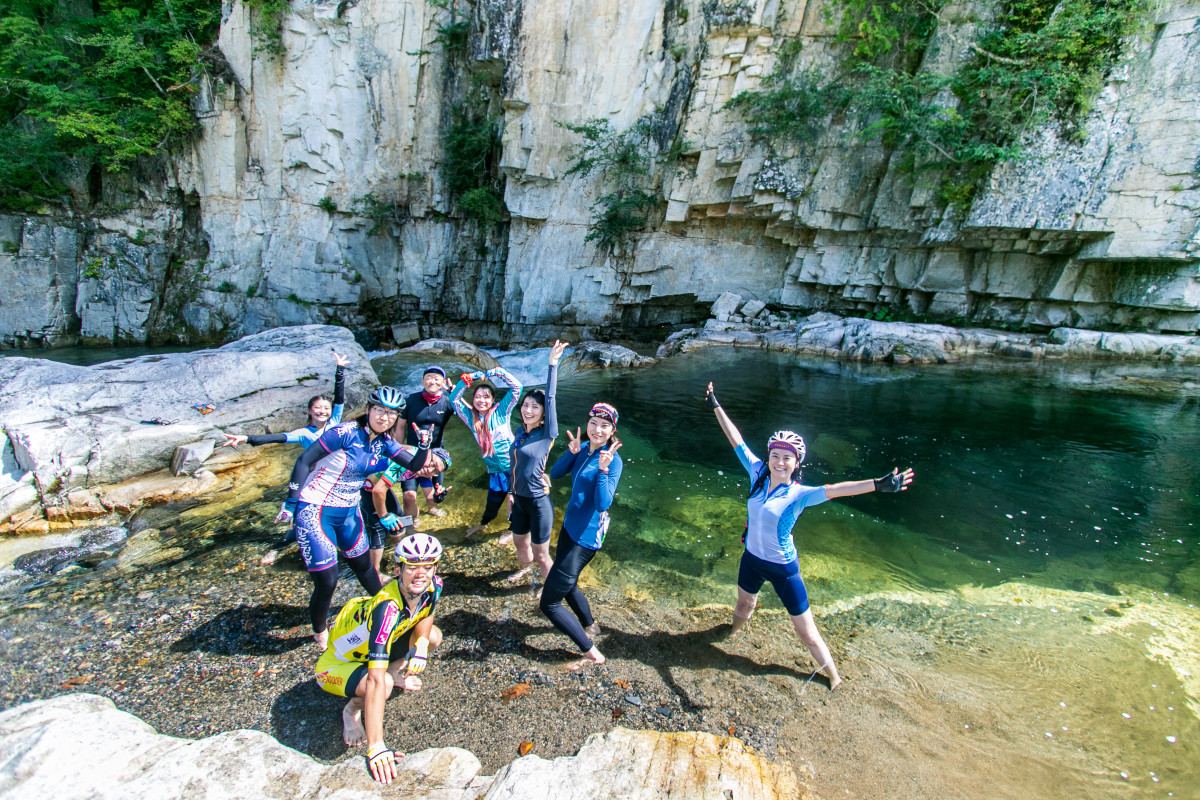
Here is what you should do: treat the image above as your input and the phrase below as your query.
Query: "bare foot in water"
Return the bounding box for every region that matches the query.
[260,548,281,566]
[829,674,843,690]
[313,628,329,649]
[506,565,534,584]
[426,507,447,517]
[496,531,514,546]
[584,622,601,639]
[566,647,605,671]
[342,701,367,746]
[465,524,486,539]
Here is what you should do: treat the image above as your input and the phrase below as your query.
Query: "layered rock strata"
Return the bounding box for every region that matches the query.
[0,0,1196,349]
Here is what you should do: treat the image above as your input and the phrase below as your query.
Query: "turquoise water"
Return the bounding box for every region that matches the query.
[375,348,1200,609]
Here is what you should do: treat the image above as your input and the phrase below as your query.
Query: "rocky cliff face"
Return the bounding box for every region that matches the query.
[0,0,1197,349]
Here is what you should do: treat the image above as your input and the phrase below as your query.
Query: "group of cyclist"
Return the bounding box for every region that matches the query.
[221,341,913,783]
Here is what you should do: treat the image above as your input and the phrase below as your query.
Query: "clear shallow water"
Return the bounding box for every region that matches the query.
[376,348,1200,609]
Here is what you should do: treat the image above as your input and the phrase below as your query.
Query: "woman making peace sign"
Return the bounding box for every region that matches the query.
[541,402,623,669]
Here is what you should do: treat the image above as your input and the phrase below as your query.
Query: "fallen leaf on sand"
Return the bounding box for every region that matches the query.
[727,726,737,736]
[518,742,534,756]
[612,708,624,721]
[614,679,630,689]
[62,674,95,688]
[254,664,265,677]
[501,683,531,702]
[136,658,149,666]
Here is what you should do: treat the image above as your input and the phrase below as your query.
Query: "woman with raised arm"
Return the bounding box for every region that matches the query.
[705,381,913,690]
[542,402,623,670]
[278,386,431,647]
[449,365,523,539]
[220,350,351,565]
[506,340,568,589]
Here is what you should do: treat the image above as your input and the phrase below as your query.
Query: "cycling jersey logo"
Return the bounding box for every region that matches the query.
[375,604,399,644]
[316,670,343,687]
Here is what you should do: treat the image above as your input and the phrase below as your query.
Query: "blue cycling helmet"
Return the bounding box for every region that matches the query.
[368,386,405,411]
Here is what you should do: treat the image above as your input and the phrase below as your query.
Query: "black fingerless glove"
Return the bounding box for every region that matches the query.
[433,486,449,503]
[874,472,902,493]
[706,390,721,410]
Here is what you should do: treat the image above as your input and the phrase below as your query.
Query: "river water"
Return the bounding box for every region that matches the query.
[2,345,1198,797]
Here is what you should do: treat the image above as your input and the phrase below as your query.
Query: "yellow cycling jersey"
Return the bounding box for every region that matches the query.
[324,576,441,670]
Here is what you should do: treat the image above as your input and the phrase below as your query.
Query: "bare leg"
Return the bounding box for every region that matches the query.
[496,494,514,545]
[422,485,446,516]
[402,491,420,530]
[507,533,534,582]
[791,609,842,689]
[342,697,367,746]
[531,542,553,582]
[730,588,758,637]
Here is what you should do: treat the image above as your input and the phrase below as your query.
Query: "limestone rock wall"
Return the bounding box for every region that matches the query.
[0,0,1197,349]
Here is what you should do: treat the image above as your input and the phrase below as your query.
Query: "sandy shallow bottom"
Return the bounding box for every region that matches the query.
[1,503,1196,800]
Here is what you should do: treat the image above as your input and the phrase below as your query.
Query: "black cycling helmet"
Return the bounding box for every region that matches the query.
[368,386,405,411]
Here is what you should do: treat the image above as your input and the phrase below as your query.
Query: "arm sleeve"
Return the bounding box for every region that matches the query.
[246,433,289,446]
[734,443,760,479]
[286,439,329,501]
[449,379,472,426]
[386,438,428,474]
[332,364,345,407]
[544,363,558,440]
[366,600,402,669]
[594,453,622,511]
[549,449,577,480]
[488,367,523,419]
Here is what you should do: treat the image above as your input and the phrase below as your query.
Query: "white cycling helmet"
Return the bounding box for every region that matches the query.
[395,533,442,565]
[767,430,806,463]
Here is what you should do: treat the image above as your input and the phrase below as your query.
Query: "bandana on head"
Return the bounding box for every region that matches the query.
[589,402,619,426]
[767,441,801,458]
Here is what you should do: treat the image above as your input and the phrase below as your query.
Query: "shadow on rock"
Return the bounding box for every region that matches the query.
[439,568,532,599]
[170,604,309,655]
[269,678,349,761]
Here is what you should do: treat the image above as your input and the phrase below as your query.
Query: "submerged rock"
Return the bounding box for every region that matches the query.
[0,695,809,800]
[402,339,500,371]
[562,341,655,371]
[0,325,375,530]
[11,526,128,574]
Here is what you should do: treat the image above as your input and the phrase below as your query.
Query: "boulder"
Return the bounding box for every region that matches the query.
[741,299,767,319]
[402,339,500,371]
[710,292,744,319]
[169,440,216,477]
[0,325,375,526]
[561,342,656,371]
[391,321,421,346]
[0,695,810,800]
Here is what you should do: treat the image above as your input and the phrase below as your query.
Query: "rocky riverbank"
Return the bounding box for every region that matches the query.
[2,477,1193,799]
[662,293,1200,365]
[0,325,375,533]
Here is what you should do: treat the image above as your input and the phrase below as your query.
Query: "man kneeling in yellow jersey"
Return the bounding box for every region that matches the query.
[313,533,444,784]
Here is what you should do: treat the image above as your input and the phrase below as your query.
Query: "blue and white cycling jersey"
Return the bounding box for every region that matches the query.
[735,443,828,564]
[298,422,415,509]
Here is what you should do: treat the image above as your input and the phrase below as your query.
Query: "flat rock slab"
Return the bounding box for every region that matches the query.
[0,694,485,800]
[0,695,809,800]
[402,339,500,371]
[0,325,376,526]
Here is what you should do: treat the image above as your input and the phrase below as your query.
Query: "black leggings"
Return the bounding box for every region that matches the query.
[309,552,382,633]
[481,489,507,525]
[539,530,597,652]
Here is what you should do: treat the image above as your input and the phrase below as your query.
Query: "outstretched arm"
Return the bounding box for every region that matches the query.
[449,375,476,426]
[706,383,744,448]
[825,467,915,499]
[487,366,523,419]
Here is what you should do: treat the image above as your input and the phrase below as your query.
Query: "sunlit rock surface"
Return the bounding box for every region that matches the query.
[0,325,374,530]
[0,694,811,800]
